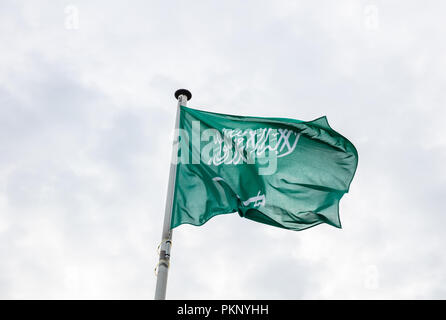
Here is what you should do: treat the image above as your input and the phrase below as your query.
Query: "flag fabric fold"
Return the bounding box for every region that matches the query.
[171,105,358,231]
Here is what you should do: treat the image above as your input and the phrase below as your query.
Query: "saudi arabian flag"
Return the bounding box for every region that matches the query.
[171,106,358,231]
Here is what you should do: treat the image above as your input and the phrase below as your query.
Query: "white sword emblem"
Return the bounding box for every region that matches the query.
[212,177,265,208]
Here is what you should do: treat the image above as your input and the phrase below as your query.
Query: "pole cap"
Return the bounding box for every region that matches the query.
[174,89,192,101]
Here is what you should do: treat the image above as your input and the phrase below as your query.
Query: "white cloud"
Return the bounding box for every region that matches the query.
[0,0,445,299]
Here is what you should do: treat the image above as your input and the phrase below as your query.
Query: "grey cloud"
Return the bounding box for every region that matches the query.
[0,0,446,299]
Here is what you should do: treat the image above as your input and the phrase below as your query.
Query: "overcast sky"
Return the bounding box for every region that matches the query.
[1,0,446,299]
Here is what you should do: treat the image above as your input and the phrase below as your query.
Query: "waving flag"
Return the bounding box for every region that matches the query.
[171,105,358,231]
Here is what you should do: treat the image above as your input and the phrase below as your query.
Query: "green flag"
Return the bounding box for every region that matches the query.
[171,105,358,231]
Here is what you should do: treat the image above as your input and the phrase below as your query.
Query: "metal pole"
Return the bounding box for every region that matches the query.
[154,89,192,300]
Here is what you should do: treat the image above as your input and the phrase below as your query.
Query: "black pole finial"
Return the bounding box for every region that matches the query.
[174,89,192,101]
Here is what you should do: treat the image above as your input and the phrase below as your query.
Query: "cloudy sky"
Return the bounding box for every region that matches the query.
[1,0,446,299]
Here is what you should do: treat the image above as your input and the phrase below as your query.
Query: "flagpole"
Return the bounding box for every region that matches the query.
[154,89,192,300]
